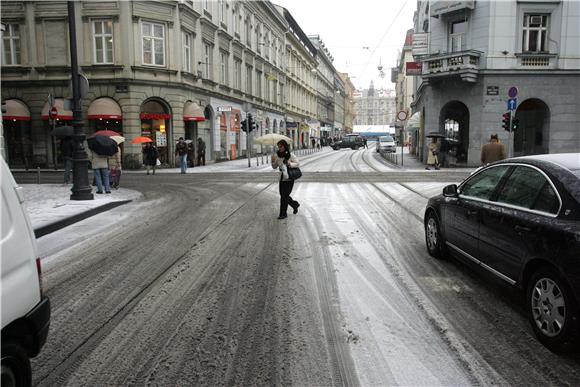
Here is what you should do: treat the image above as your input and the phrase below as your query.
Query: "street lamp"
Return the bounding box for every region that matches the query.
[68,1,93,200]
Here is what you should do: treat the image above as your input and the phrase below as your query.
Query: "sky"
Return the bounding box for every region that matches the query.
[272,0,417,91]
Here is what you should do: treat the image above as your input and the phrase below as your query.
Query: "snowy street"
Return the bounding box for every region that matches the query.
[15,147,580,386]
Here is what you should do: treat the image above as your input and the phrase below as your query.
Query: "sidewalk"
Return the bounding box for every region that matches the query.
[22,184,141,237]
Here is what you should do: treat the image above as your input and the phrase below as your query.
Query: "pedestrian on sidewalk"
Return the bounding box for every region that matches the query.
[426,137,440,170]
[438,137,451,168]
[176,137,188,174]
[88,149,111,194]
[143,142,159,175]
[481,133,507,165]
[61,136,74,185]
[109,145,122,189]
[197,137,206,166]
[271,139,300,220]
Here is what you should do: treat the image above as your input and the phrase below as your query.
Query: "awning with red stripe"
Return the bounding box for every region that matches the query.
[88,97,123,120]
[3,99,31,121]
[183,101,205,121]
[41,98,73,121]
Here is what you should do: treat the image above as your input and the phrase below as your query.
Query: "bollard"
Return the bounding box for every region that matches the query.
[37,167,41,184]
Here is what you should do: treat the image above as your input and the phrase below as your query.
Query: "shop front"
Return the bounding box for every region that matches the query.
[140,100,171,165]
[183,101,206,166]
[41,98,73,168]
[87,97,123,134]
[2,99,32,168]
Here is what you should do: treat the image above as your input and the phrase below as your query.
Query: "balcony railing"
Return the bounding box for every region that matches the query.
[421,50,483,82]
[515,53,558,69]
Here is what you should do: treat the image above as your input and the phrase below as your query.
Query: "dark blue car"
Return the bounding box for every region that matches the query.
[424,153,580,351]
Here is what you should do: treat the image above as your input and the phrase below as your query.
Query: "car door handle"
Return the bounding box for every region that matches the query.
[514,225,531,233]
[467,210,478,216]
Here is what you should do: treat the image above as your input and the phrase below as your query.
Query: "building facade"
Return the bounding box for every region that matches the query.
[275,5,317,149]
[353,82,397,127]
[411,0,580,166]
[0,0,288,168]
[338,72,356,134]
[309,35,337,145]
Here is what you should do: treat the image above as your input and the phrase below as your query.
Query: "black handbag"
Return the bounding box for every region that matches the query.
[287,167,302,180]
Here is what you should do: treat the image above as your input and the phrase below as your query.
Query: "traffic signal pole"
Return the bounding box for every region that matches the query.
[508,113,513,158]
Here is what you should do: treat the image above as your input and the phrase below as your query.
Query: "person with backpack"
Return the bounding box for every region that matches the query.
[175,137,188,174]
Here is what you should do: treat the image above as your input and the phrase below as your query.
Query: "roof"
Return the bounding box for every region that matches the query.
[513,153,580,172]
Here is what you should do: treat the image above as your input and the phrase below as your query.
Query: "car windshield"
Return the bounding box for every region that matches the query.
[380,136,394,142]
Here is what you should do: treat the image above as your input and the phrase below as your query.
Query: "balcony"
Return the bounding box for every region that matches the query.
[421,50,482,83]
[515,53,558,69]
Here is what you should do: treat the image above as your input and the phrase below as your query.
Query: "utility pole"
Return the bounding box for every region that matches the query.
[68,1,93,200]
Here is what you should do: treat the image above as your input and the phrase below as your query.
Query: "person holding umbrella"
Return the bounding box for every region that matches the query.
[271,139,300,220]
[87,135,119,193]
[143,142,159,175]
[426,137,440,170]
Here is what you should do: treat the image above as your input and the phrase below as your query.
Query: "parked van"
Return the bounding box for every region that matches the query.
[1,155,50,387]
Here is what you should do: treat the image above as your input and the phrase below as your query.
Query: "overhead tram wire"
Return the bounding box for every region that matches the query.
[357,0,410,81]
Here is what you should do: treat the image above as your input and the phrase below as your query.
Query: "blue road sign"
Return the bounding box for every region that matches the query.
[507,98,517,111]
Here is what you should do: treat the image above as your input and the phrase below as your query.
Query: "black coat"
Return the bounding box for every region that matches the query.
[143,145,159,166]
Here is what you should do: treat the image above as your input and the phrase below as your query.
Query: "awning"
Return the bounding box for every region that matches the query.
[3,99,31,121]
[88,97,123,120]
[183,101,205,121]
[41,98,73,121]
[407,112,421,129]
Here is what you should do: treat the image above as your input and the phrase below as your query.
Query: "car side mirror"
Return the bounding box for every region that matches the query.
[443,184,458,197]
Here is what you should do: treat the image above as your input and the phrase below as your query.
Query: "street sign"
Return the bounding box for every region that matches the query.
[396,110,408,121]
[48,106,58,120]
[217,106,232,112]
[508,86,518,99]
[507,98,517,111]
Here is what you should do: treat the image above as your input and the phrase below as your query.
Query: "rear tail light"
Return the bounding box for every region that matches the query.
[36,257,44,297]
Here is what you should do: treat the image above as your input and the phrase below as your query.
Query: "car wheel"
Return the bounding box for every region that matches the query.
[425,211,445,259]
[1,342,31,387]
[527,267,579,351]
[354,145,359,150]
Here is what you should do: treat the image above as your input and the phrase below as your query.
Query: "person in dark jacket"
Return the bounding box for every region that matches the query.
[143,142,159,175]
[271,140,300,220]
[61,136,75,184]
[175,137,188,174]
[197,137,206,166]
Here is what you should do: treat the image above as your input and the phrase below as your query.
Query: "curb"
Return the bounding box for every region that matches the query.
[34,200,132,238]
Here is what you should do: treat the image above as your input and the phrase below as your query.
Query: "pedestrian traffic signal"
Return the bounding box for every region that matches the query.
[241,119,248,132]
[502,112,511,131]
[511,118,519,132]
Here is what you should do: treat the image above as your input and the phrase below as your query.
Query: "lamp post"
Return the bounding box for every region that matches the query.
[68,1,93,200]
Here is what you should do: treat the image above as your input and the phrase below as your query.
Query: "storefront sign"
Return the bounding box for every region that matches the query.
[412,33,429,56]
[286,122,298,128]
[431,0,475,17]
[140,113,170,120]
[405,62,422,76]
[217,106,232,112]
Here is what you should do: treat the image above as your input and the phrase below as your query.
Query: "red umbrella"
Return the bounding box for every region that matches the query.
[131,136,154,144]
[93,130,121,137]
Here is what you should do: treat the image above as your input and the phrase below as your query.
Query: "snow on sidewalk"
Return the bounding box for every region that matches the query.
[21,184,142,230]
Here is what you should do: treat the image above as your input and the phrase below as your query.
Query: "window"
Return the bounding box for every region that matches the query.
[220,51,228,84]
[92,20,113,64]
[246,65,252,94]
[523,14,549,52]
[450,20,467,52]
[245,16,251,46]
[234,59,242,90]
[496,166,558,213]
[218,0,226,25]
[203,42,212,78]
[2,23,21,65]
[256,70,262,98]
[255,23,261,54]
[183,32,192,72]
[202,0,209,11]
[234,4,240,35]
[142,22,165,66]
[460,165,509,200]
[265,76,270,102]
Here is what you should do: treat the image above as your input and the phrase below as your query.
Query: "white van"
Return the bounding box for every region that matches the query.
[1,156,50,387]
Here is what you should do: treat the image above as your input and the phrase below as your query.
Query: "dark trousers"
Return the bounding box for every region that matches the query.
[197,152,205,166]
[279,180,298,216]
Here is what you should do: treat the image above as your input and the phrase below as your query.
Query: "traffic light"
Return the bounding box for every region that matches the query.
[248,113,257,132]
[511,117,519,132]
[241,119,248,132]
[502,112,511,131]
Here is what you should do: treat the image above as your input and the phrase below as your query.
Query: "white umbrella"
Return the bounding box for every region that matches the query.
[110,135,125,144]
[254,133,293,146]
